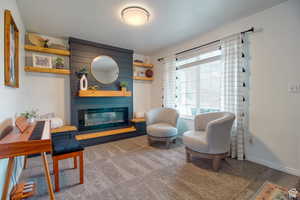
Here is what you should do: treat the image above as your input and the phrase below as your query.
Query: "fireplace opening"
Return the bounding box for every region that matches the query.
[78,107,129,131]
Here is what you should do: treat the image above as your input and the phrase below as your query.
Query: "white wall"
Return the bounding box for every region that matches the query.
[150,0,300,176]
[133,54,152,116]
[0,0,26,197]
[0,1,26,126]
[24,34,70,124]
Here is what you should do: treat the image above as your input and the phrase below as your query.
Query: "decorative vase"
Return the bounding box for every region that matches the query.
[80,74,88,91]
[121,87,127,95]
[28,117,35,124]
[145,69,153,77]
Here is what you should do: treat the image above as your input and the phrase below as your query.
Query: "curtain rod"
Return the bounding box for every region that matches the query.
[157,27,254,62]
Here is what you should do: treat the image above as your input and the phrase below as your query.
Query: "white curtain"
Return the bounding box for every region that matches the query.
[220,34,249,160]
[162,56,177,108]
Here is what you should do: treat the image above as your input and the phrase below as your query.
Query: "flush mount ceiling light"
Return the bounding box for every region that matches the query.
[121,6,150,26]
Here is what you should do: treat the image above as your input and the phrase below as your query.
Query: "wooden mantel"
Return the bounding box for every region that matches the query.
[78,88,131,97]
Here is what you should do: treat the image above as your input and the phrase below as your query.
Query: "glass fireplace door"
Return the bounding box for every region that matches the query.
[78,107,129,131]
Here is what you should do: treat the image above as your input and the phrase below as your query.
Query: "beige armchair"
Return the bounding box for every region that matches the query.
[145,108,179,148]
[183,112,235,171]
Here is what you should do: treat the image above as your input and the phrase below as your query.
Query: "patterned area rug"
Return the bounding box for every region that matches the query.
[252,182,298,200]
[20,136,298,200]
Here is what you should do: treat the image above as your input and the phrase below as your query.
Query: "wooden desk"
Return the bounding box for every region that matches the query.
[0,120,55,200]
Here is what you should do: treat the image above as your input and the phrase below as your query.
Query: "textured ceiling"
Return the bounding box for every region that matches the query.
[17,0,286,54]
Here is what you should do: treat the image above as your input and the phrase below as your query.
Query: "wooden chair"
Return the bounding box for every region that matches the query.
[51,131,84,192]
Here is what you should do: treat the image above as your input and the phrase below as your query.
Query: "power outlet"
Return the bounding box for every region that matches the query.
[288,83,300,93]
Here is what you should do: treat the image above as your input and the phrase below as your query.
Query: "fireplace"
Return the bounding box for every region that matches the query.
[78,107,129,131]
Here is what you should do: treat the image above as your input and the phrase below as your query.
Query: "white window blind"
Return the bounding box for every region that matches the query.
[176,44,222,117]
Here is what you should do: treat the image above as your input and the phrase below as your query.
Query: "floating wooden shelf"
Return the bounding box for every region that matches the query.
[78,88,132,97]
[133,62,153,68]
[133,76,153,81]
[25,45,70,56]
[25,66,71,75]
[131,118,146,123]
[51,125,77,134]
[76,126,136,140]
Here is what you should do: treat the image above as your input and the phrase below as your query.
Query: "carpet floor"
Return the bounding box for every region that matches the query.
[21,136,299,200]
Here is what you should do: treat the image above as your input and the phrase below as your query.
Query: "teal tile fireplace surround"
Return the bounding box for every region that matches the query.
[69,38,135,145]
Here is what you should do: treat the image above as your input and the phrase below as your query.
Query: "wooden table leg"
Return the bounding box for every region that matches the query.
[24,156,28,169]
[73,156,77,169]
[1,157,15,200]
[79,151,84,184]
[41,152,55,200]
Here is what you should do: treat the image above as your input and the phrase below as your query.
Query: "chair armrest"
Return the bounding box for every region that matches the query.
[145,109,157,125]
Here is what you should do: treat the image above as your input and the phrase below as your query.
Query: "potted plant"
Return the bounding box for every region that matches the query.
[120,81,128,88]
[54,57,64,69]
[119,81,128,93]
[21,109,39,123]
[76,66,88,78]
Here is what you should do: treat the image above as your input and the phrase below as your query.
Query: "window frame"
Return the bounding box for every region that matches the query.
[175,48,222,119]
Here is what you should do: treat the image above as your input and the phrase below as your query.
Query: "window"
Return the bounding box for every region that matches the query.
[176,48,222,118]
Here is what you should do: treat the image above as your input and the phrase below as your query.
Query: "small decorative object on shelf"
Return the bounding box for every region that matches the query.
[76,66,88,78]
[27,33,45,47]
[54,57,64,69]
[27,33,68,50]
[88,85,98,90]
[134,59,143,63]
[119,81,128,89]
[138,71,145,77]
[21,109,39,123]
[49,43,67,50]
[288,188,298,200]
[145,69,153,77]
[43,39,49,48]
[120,81,129,94]
[32,54,52,68]
[80,74,88,91]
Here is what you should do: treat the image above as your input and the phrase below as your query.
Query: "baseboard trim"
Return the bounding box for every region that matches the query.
[246,155,300,176]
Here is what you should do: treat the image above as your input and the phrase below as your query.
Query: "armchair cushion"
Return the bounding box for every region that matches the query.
[183,130,208,153]
[147,123,177,138]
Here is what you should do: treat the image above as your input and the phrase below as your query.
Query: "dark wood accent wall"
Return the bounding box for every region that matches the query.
[69,37,134,136]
